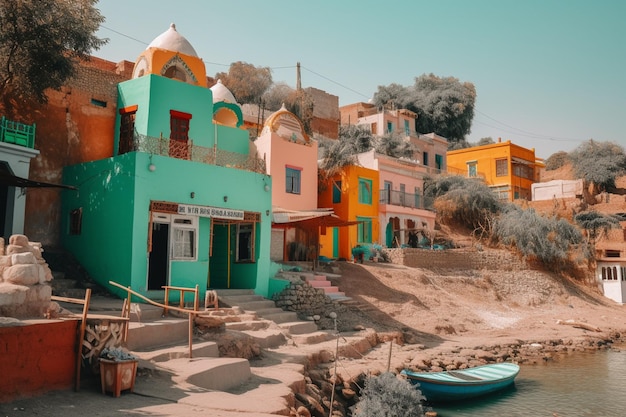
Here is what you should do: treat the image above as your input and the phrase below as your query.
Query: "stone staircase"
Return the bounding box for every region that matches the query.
[215,289,335,347]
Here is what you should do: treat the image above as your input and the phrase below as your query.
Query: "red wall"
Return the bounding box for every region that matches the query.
[0,320,77,403]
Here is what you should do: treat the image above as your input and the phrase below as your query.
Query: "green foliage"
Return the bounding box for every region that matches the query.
[424,175,502,232]
[569,140,626,191]
[574,211,621,244]
[0,0,106,106]
[375,132,418,159]
[215,61,272,105]
[544,151,570,171]
[318,136,359,178]
[354,372,425,417]
[372,73,476,142]
[494,205,585,270]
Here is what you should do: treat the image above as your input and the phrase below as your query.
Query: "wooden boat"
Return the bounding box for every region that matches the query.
[401,362,520,402]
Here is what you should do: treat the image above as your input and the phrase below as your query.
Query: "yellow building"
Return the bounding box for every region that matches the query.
[318,165,379,260]
[446,139,542,201]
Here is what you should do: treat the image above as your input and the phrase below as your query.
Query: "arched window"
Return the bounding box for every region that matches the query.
[163,66,187,82]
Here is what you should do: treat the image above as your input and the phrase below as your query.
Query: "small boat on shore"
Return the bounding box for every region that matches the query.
[401,362,520,402]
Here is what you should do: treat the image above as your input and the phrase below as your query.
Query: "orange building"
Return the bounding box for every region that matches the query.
[446,139,543,201]
[318,165,379,260]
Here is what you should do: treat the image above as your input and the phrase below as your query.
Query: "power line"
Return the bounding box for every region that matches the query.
[474,110,586,142]
[301,66,371,100]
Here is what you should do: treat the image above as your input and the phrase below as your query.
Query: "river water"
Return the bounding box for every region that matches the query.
[428,349,626,417]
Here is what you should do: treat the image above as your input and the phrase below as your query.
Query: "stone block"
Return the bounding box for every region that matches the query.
[0,283,28,306]
[6,244,30,255]
[11,252,36,265]
[9,235,29,247]
[4,264,39,286]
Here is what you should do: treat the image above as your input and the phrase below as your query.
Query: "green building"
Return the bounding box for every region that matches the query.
[61,24,272,302]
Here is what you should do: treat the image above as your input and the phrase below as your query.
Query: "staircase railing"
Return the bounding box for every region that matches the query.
[108,280,200,358]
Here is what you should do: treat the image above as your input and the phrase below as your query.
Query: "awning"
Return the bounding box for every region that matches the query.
[272,207,360,228]
[0,169,77,190]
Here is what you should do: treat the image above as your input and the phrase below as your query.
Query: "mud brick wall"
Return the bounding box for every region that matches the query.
[386,248,527,271]
[0,320,77,402]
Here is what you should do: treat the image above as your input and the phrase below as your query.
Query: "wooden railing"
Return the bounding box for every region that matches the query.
[162,284,200,316]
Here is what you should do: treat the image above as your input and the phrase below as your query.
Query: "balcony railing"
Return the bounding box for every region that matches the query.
[379,189,434,210]
[130,132,266,174]
[0,116,36,149]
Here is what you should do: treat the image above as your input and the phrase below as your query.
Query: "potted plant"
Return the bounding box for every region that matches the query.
[99,347,138,397]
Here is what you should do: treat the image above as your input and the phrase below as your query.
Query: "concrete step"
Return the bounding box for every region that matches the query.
[126,318,189,351]
[236,300,279,311]
[308,280,332,288]
[278,320,318,335]
[303,274,328,281]
[133,340,220,362]
[153,357,252,392]
[219,294,266,304]
[261,310,299,324]
[130,303,165,322]
[239,328,287,349]
[292,330,336,345]
[215,289,255,296]
[225,320,272,331]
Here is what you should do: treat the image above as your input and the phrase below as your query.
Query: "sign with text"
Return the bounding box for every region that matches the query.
[178,204,244,220]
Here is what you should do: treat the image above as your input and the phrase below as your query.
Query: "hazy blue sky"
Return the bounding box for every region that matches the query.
[94,0,625,159]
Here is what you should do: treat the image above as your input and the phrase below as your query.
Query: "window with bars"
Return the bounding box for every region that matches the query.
[495,159,508,177]
[286,166,301,194]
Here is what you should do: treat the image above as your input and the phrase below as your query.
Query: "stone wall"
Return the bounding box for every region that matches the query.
[0,235,54,319]
[272,275,334,318]
[386,247,527,271]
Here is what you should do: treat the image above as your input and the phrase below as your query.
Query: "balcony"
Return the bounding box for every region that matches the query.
[379,189,434,210]
[127,132,266,174]
[0,116,36,149]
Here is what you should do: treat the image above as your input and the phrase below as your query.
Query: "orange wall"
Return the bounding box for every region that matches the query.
[319,165,379,259]
[0,320,77,402]
[447,140,537,201]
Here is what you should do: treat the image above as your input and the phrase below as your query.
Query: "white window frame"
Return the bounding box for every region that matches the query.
[171,215,198,261]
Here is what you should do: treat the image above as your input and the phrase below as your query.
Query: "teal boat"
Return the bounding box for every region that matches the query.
[401,362,520,402]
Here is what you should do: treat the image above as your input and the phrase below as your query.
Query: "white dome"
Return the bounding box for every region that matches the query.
[210,79,238,104]
[147,23,198,57]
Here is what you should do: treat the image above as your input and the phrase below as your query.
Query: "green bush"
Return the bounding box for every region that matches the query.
[354,372,425,417]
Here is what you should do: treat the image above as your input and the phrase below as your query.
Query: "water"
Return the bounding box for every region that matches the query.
[429,350,626,417]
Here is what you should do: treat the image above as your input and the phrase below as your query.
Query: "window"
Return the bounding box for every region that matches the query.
[357,216,372,243]
[496,159,508,177]
[332,180,342,203]
[170,110,192,159]
[422,152,429,166]
[399,183,406,206]
[404,120,410,136]
[69,208,82,235]
[387,121,394,134]
[236,223,255,262]
[358,178,372,205]
[467,161,477,177]
[171,216,197,260]
[91,98,107,107]
[414,186,422,208]
[371,122,377,134]
[118,105,137,155]
[286,166,302,194]
[435,154,443,170]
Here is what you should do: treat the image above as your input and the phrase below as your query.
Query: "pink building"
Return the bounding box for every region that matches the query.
[254,105,326,262]
[356,150,436,248]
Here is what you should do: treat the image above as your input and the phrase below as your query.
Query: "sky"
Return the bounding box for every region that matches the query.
[94,0,625,160]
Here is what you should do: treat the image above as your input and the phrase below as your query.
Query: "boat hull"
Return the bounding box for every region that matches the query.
[401,363,520,402]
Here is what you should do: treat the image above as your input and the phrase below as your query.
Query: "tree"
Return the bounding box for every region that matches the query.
[494,205,586,271]
[574,211,621,248]
[569,140,626,193]
[544,151,570,171]
[373,73,476,143]
[262,82,293,111]
[353,372,425,417]
[0,0,106,110]
[215,61,272,105]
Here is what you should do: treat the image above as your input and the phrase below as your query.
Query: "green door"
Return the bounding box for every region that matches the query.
[333,227,339,258]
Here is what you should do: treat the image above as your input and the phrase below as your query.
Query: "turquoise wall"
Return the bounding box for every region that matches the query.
[61,155,137,297]
[62,152,273,300]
